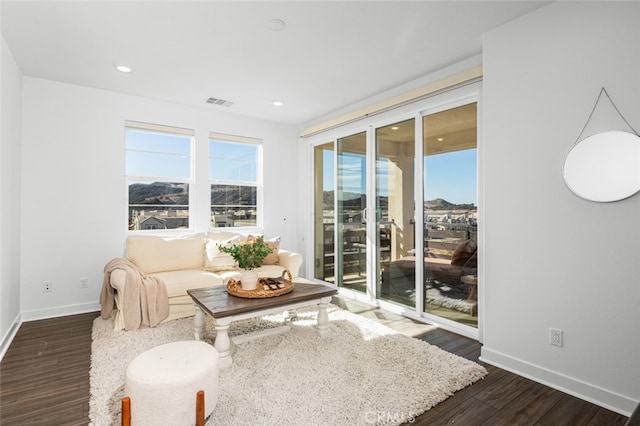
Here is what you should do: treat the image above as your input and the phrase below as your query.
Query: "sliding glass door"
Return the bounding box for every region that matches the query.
[309,86,479,337]
[312,132,369,290]
[423,103,478,328]
[375,119,416,308]
[313,142,335,283]
[336,132,367,292]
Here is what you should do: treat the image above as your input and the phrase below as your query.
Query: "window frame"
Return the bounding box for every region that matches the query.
[125,120,195,234]
[208,132,263,230]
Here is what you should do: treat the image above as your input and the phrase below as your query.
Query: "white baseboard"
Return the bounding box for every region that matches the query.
[0,312,23,362]
[480,346,636,417]
[20,301,100,322]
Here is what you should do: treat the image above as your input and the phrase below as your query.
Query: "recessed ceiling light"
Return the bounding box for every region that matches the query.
[391,126,400,130]
[267,19,286,31]
[272,100,285,107]
[115,65,132,73]
[437,137,444,142]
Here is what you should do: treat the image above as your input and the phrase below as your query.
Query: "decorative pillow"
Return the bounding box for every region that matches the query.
[262,237,281,265]
[245,234,264,243]
[450,240,477,267]
[203,235,244,272]
[462,250,477,269]
[207,231,247,242]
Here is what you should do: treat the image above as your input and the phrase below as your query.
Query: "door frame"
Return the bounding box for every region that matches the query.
[304,81,483,341]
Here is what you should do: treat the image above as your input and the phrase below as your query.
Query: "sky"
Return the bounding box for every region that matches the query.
[125,129,191,179]
[424,149,477,205]
[126,129,257,182]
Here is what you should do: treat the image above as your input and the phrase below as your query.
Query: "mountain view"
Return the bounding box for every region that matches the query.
[129,184,474,211]
[129,182,188,205]
[424,198,475,211]
[322,191,475,211]
[129,182,257,206]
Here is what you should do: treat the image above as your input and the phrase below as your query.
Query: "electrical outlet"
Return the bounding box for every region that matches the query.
[80,277,89,289]
[550,328,563,347]
[43,281,52,292]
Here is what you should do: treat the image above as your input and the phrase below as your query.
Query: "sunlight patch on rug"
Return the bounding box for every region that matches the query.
[89,304,487,426]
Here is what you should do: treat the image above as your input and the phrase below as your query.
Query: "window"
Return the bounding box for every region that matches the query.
[209,133,261,228]
[125,121,193,231]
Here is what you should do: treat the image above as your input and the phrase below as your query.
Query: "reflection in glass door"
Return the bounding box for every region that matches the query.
[337,132,367,292]
[313,142,335,283]
[423,103,478,328]
[375,119,416,308]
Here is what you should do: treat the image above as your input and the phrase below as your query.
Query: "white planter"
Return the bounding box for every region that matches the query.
[239,269,258,291]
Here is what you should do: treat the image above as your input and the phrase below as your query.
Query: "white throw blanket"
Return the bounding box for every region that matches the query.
[101,258,169,330]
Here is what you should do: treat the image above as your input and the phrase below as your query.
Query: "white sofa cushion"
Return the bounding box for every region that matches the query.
[150,266,286,298]
[254,264,289,278]
[150,269,241,298]
[204,233,246,271]
[126,234,205,274]
[207,231,248,241]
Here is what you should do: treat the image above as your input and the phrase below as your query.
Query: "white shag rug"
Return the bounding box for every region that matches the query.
[89,304,487,426]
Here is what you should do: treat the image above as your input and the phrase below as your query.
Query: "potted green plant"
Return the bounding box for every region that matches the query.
[219,236,272,290]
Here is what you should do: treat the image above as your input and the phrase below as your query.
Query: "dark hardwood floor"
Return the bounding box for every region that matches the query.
[0,304,629,426]
[411,328,627,426]
[1,311,98,425]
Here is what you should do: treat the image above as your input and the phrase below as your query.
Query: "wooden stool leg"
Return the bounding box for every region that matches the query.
[121,397,131,426]
[196,390,205,426]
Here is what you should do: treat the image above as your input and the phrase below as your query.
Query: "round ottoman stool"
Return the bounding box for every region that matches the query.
[125,341,219,426]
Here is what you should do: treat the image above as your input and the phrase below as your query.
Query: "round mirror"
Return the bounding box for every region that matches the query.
[563,130,640,202]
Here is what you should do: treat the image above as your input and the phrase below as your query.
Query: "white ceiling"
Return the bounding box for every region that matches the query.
[1,1,548,127]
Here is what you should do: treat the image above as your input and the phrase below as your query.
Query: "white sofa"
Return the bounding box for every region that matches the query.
[107,231,302,331]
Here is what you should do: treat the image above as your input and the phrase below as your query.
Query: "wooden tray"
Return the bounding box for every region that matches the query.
[226,269,293,298]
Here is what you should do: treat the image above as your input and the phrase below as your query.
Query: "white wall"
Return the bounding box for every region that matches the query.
[9,1,640,415]
[0,33,23,358]
[482,1,640,415]
[20,77,299,319]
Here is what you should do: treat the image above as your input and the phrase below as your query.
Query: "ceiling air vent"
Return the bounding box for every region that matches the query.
[206,97,234,107]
